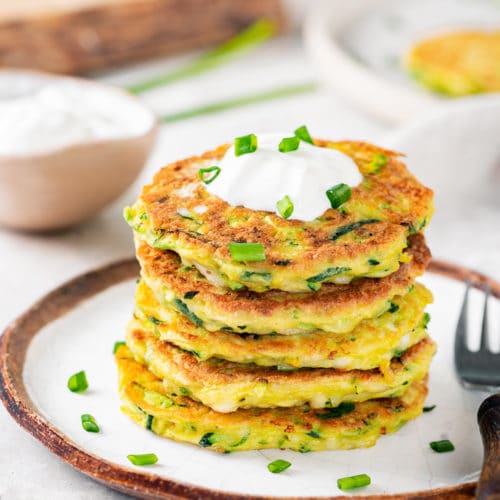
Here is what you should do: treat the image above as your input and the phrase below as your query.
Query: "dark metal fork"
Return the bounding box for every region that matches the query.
[455,282,500,499]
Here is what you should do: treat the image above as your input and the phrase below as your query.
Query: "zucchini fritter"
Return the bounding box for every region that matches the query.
[125,140,433,292]
[133,279,432,372]
[116,345,428,453]
[405,30,500,96]
[125,326,435,413]
[137,233,430,335]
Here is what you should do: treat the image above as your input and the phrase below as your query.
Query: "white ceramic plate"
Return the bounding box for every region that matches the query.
[303,0,500,123]
[1,259,498,498]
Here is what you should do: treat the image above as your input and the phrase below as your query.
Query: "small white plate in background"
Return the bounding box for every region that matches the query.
[303,0,500,123]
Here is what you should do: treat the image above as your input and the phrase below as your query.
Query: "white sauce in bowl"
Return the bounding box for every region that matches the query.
[0,71,155,156]
[206,133,362,221]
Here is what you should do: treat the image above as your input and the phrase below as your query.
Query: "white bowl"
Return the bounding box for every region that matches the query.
[303,0,500,124]
[0,70,158,231]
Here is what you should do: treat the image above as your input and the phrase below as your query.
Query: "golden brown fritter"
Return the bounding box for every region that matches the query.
[405,30,500,96]
[125,140,433,292]
[134,279,432,372]
[117,345,429,453]
[125,324,436,413]
[137,233,430,334]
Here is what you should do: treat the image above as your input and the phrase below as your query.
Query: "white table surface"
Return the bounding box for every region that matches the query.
[1,33,499,500]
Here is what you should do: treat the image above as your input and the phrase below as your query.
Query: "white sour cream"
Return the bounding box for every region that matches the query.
[206,133,363,221]
[0,72,154,156]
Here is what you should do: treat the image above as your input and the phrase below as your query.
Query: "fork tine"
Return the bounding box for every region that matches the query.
[455,281,470,359]
[479,285,491,352]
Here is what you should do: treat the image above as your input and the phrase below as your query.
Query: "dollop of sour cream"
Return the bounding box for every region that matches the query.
[206,133,362,221]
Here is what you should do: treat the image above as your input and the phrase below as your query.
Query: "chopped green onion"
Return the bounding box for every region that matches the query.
[127,20,276,94]
[368,153,388,173]
[228,242,266,262]
[423,405,436,412]
[198,166,221,184]
[113,341,126,354]
[67,371,88,393]
[127,453,158,466]
[368,258,380,265]
[294,125,313,144]
[337,474,371,490]
[81,414,100,433]
[234,133,257,156]
[430,440,454,453]
[326,183,352,209]
[277,195,294,219]
[161,83,316,123]
[278,136,300,153]
[267,459,291,474]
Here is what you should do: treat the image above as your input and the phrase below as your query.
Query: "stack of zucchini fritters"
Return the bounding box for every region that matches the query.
[118,138,435,453]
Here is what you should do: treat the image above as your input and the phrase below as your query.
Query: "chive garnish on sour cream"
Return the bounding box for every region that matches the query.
[277,195,294,219]
[67,371,88,393]
[228,242,266,262]
[198,166,221,184]
[234,133,257,156]
[326,183,352,209]
[278,136,300,153]
[267,459,291,474]
[294,125,313,144]
[127,453,158,466]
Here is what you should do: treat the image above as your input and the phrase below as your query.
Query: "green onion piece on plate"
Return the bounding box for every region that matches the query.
[277,195,294,219]
[326,183,352,209]
[430,439,454,453]
[67,371,88,393]
[228,242,266,262]
[113,341,126,354]
[294,125,313,144]
[278,136,300,153]
[267,459,291,474]
[234,133,257,156]
[423,405,436,412]
[81,414,100,433]
[198,166,221,185]
[337,474,371,490]
[127,453,159,466]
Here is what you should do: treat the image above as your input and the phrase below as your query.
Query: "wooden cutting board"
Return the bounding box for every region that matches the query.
[0,0,285,75]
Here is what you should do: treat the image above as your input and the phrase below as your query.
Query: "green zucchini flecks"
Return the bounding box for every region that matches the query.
[173,298,204,327]
[330,219,379,241]
[307,266,351,284]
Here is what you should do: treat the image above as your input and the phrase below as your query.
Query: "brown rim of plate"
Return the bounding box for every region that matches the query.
[0,258,498,500]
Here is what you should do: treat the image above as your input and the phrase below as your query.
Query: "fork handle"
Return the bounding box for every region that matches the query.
[476,394,500,499]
